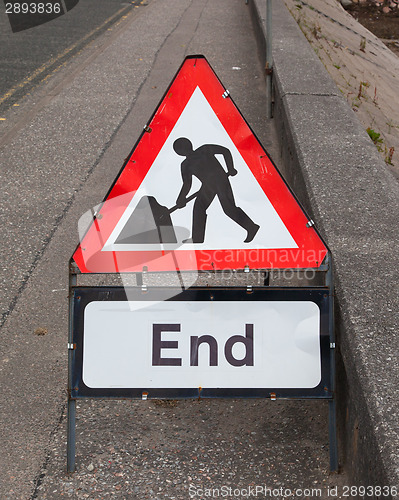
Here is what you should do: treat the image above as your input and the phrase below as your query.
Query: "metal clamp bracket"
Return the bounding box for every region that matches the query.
[265,63,273,76]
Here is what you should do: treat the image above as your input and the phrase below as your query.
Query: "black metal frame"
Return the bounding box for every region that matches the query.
[67,254,337,473]
[70,286,332,400]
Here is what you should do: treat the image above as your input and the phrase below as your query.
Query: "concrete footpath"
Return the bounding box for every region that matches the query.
[0,0,350,498]
[251,0,399,492]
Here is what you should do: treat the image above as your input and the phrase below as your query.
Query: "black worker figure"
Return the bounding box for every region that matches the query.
[173,137,260,244]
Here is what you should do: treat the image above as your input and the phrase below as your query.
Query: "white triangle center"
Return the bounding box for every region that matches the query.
[103,87,298,251]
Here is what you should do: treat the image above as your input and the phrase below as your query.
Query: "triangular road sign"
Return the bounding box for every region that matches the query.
[73,55,327,273]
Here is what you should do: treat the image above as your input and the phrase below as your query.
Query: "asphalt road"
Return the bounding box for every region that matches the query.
[0,0,148,114]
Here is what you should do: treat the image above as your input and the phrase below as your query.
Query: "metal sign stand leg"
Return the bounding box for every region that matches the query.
[67,266,77,473]
[326,254,338,472]
[266,0,273,119]
[329,399,338,472]
[67,398,76,473]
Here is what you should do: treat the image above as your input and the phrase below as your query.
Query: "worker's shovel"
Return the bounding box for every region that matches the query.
[115,190,199,245]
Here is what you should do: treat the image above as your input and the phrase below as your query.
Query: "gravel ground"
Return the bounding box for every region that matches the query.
[34,399,346,499]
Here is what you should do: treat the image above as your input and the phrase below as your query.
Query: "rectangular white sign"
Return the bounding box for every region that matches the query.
[82,300,321,389]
